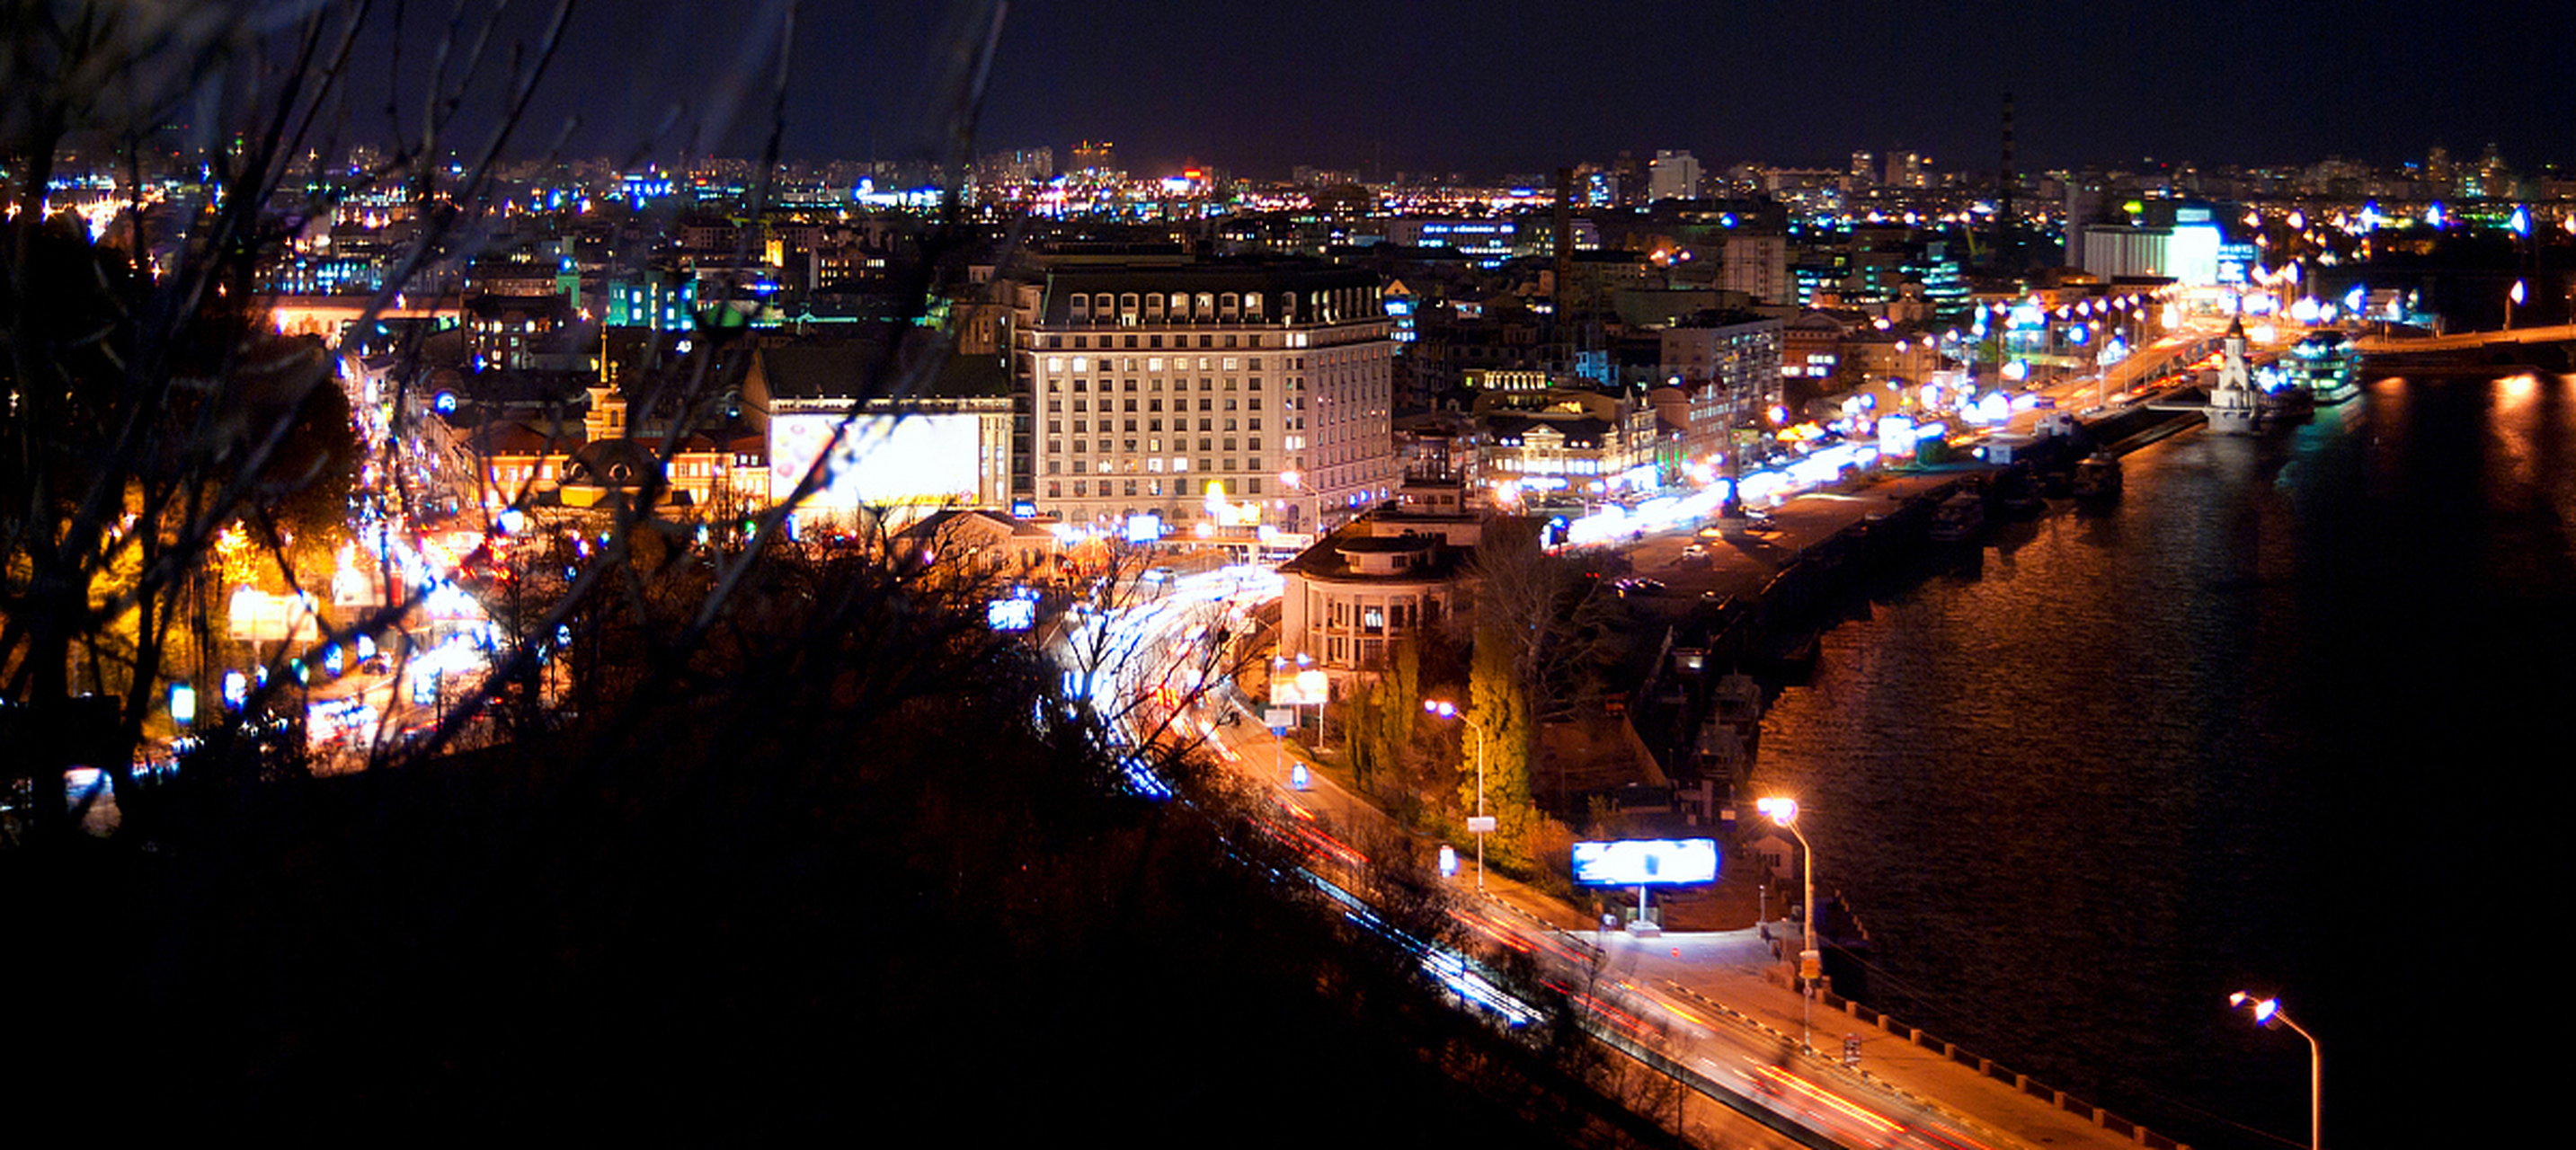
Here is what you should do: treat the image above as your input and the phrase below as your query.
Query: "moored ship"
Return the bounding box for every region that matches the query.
[2279,330,2361,404]
[1927,491,1986,542]
[2072,450,2122,500]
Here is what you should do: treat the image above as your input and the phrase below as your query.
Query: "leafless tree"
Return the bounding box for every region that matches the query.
[1,0,595,837]
[1461,517,1628,724]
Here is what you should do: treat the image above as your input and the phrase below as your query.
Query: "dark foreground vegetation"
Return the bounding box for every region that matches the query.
[3,6,1689,1141]
[9,550,1681,1146]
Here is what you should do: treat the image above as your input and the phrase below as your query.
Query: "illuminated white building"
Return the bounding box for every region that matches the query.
[1013,262,1397,534]
[2079,207,2224,286]
[1469,386,1660,497]
[1276,478,1509,672]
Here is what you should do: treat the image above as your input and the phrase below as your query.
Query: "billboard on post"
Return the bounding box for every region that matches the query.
[1268,670,1328,707]
[1570,838,1719,887]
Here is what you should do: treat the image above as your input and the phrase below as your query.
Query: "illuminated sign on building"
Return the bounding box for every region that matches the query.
[768,412,981,509]
[2216,243,2259,286]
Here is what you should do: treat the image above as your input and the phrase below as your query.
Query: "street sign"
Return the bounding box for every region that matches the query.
[1467,816,1498,834]
[1264,708,1292,731]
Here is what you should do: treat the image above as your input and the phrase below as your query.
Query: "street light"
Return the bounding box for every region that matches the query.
[1423,698,1491,892]
[2229,991,2322,1150]
[1757,795,1821,1049]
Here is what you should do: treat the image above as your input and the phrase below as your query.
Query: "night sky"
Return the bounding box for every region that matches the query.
[432,0,2562,178]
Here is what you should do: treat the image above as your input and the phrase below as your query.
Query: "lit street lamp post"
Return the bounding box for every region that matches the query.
[1757,795,1821,1050]
[2230,991,2322,1150]
[1423,699,1490,892]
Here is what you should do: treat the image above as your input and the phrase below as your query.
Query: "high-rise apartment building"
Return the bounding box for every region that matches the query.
[1659,315,1784,461]
[1719,231,1790,305]
[1070,140,1119,178]
[1013,263,1397,535]
[1885,150,1926,189]
[976,146,1054,185]
[1648,150,1702,202]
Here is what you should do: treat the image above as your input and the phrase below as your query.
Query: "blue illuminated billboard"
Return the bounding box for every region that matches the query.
[1571,838,1719,887]
[986,597,1037,632]
[2216,242,2258,286]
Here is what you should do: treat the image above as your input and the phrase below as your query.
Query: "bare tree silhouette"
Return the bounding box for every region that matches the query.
[4,7,1716,1143]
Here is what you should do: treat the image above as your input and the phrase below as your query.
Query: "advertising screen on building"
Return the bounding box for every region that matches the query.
[768,412,980,509]
[1570,838,1719,887]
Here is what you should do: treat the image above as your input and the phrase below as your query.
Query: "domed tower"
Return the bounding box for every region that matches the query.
[2207,314,2261,434]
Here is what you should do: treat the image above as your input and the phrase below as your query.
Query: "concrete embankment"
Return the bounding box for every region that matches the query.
[2085,402,2205,454]
[1719,402,2202,651]
[1598,408,2213,1149]
[1630,401,2207,768]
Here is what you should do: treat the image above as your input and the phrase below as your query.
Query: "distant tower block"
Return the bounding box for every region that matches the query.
[1072,139,1119,178]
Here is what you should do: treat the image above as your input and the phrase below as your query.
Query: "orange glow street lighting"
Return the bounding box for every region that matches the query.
[2229,991,2321,1150]
[1757,795,1820,1049]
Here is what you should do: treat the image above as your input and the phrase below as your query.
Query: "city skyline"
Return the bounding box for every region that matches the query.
[449,0,2569,179]
[7,5,2565,1146]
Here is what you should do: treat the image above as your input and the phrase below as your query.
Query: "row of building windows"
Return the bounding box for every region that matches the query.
[1044,476,1267,499]
[1051,419,1262,434]
[1055,288,1390,325]
[1044,332,1268,349]
[1324,599,1433,632]
[1044,377,1284,395]
[1049,446,1266,468]
[1067,291,1267,321]
[1044,394,1266,411]
[1045,356,1272,373]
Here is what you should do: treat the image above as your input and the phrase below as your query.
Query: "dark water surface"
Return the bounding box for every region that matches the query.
[1752,373,2576,1150]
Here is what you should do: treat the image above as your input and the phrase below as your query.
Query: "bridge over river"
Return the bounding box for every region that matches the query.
[2353,321,2576,354]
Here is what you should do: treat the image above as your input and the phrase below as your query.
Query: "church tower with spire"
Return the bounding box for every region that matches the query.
[2206,315,2261,434]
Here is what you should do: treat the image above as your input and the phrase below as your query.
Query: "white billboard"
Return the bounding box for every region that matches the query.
[1269,670,1328,707]
[768,412,980,509]
[1571,838,1719,887]
[229,588,322,644]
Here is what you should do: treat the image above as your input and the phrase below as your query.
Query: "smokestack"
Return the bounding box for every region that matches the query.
[1998,91,2017,270]
[1554,166,1574,288]
[1555,166,1575,364]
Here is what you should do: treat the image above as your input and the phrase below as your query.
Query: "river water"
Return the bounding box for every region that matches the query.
[1750,371,2575,1150]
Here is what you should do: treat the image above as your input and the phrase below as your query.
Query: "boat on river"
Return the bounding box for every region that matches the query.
[1927,491,1985,542]
[2073,451,2122,500]
[2279,330,2361,404]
